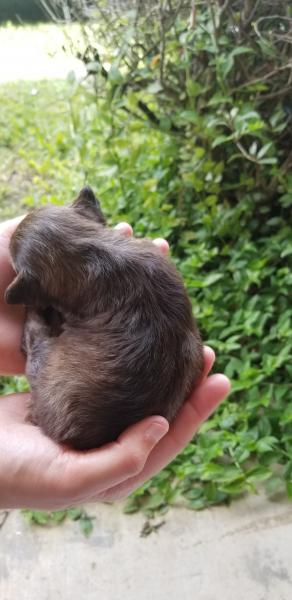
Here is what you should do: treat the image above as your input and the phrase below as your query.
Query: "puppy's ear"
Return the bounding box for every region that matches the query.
[5,271,42,306]
[72,186,106,224]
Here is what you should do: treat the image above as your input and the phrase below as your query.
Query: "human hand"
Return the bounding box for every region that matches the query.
[0,216,25,374]
[0,216,230,510]
[0,346,229,510]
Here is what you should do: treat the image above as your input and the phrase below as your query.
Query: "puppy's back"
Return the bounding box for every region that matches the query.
[7,195,204,449]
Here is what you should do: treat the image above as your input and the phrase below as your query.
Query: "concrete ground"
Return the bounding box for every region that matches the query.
[0,494,291,600]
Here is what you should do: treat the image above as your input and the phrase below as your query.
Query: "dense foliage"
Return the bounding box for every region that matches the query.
[0,0,291,516]
[63,0,292,512]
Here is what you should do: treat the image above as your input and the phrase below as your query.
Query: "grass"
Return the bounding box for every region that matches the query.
[0,78,86,220]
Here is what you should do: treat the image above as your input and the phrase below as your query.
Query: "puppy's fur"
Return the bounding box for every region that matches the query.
[5,187,203,449]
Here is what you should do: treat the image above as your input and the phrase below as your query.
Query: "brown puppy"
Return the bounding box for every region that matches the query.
[5,187,203,450]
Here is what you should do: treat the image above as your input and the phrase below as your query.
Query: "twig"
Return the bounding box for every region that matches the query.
[232,61,292,92]
[159,0,167,86]
[235,140,261,164]
[217,0,233,30]
[219,0,232,19]
[258,85,292,102]
[208,1,219,50]
[189,0,196,29]
[243,0,262,28]
[253,16,292,42]
[137,100,161,126]
[137,101,180,134]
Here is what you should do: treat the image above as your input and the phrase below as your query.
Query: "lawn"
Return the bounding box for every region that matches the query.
[0,79,84,220]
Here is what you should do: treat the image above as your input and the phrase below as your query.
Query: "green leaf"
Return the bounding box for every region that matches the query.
[123,498,140,514]
[221,55,234,79]
[203,273,224,286]
[67,508,83,521]
[189,498,207,510]
[142,493,165,510]
[256,437,278,453]
[146,81,163,94]
[259,157,277,165]
[80,515,94,537]
[179,110,198,124]
[249,141,257,156]
[30,511,50,525]
[287,482,292,500]
[108,65,123,84]
[231,47,254,57]
[246,467,272,483]
[257,142,273,159]
[51,510,67,523]
[212,135,231,148]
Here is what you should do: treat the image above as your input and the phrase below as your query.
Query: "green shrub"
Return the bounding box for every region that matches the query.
[65,0,292,512]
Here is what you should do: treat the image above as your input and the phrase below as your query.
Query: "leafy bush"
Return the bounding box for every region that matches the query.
[0,0,291,516]
[59,0,292,512]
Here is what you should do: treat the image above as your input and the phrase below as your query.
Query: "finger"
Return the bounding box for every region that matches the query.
[0,219,26,376]
[149,373,230,466]
[114,222,133,237]
[170,374,230,443]
[99,374,230,501]
[0,393,31,422]
[152,238,169,254]
[0,312,25,375]
[0,215,25,243]
[200,346,216,381]
[59,416,169,503]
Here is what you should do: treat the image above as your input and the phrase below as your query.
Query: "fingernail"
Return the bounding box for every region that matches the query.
[153,238,169,254]
[145,420,169,443]
[204,345,216,360]
[115,222,133,237]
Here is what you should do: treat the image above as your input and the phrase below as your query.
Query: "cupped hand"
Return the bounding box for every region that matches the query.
[0,346,229,510]
[0,216,230,510]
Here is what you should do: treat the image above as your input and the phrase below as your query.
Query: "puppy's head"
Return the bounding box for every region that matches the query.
[5,186,106,308]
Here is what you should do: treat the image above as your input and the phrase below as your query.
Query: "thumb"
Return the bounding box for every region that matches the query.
[61,416,169,502]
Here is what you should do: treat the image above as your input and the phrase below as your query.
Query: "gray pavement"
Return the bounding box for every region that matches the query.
[0,493,291,600]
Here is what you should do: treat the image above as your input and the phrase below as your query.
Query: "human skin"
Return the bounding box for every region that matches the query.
[0,217,230,510]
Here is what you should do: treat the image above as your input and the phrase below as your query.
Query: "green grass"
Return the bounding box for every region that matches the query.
[0,78,86,220]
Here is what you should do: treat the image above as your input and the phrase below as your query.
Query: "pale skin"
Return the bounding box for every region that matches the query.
[0,217,230,510]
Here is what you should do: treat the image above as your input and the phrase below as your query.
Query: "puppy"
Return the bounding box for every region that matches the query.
[5,187,203,449]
